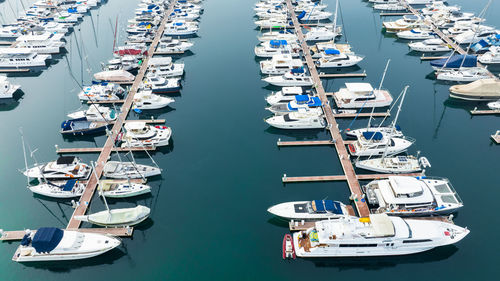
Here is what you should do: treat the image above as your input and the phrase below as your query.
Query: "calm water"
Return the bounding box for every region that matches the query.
[0,0,499,280]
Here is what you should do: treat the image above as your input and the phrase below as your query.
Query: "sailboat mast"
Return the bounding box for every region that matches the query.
[92,161,110,212]
[19,128,29,187]
[333,0,338,34]
[391,85,409,130]
[367,59,390,129]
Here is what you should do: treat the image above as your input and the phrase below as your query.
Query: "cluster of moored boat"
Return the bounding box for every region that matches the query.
[379,0,500,108]
[255,0,469,259]
[9,0,204,263]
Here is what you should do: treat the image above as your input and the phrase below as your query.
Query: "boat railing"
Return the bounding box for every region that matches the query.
[400,135,416,144]
[419,176,464,204]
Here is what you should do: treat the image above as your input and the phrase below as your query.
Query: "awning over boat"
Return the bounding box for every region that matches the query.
[312,200,343,214]
[430,55,477,68]
[325,49,340,55]
[56,156,76,165]
[62,180,77,191]
[362,131,383,141]
[32,227,63,253]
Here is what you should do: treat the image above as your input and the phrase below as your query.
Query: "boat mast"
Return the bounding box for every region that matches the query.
[333,0,338,36]
[366,59,390,130]
[380,86,409,161]
[19,128,30,187]
[92,161,110,213]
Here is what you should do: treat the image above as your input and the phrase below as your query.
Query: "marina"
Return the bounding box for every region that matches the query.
[0,0,497,279]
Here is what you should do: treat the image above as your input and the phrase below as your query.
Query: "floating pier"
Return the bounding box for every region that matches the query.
[470,107,500,115]
[379,12,412,16]
[56,146,156,154]
[0,68,30,73]
[281,173,423,183]
[420,56,448,61]
[277,140,334,146]
[0,227,133,241]
[319,72,367,78]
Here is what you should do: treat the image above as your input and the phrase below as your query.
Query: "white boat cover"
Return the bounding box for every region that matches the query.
[369,214,395,237]
[93,70,135,82]
[449,78,500,97]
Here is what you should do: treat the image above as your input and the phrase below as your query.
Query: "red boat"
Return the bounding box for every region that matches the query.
[282,234,295,259]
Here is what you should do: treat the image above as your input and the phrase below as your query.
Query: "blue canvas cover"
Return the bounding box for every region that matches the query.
[62,180,77,191]
[314,200,326,212]
[32,228,63,253]
[175,22,183,26]
[308,96,322,106]
[298,11,306,19]
[270,39,287,47]
[174,8,181,12]
[430,55,477,68]
[362,131,383,141]
[295,95,310,102]
[324,200,343,214]
[291,67,304,74]
[325,49,340,55]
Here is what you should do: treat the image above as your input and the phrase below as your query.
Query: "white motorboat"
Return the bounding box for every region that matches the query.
[75,205,150,227]
[254,40,300,58]
[23,156,92,180]
[397,29,436,40]
[255,17,291,29]
[0,25,22,39]
[298,10,332,21]
[163,21,199,36]
[436,67,491,82]
[16,33,65,44]
[369,0,397,3]
[133,90,174,110]
[373,3,406,11]
[487,100,500,110]
[266,86,310,105]
[356,155,431,174]
[293,214,469,257]
[454,28,499,45]
[315,49,364,68]
[12,228,121,262]
[141,75,181,93]
[103,161,162,179]
[348,131,415,157]
[304,26,341,41]
[408,38,451,52]
[2,40,64,54]
[345,126,403,139]
[120,122,172,148]
[0,53,49,69]
[98,180,151,198]
[260,54,303,75]
[449,78,500,101]
[28,179,85,199]
[268,200,352,221]
[479,46,500,65]
[157,37,193,53]
[67,105,117,122]
[258,30,297,42]
[0,76,21,99]
[265,110,326,129]
[364,176,463,216]
[262,71,314,87]
[266,95,323,115]
[383,15,427,33]
[93,70,135,83]
[310,41,353,58]
[169,11,200,21]
[147,61,185,77]
[148,56,178,67]
[421,1,460,16]
[78,83,124,102]
[332,83,393,109]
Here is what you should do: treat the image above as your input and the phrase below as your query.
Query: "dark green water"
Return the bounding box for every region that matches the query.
[0,0,499,280]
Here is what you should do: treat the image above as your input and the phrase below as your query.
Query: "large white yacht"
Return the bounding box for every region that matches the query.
[254,40,300,58]
[262,71,314,87]
[356,155,430,174]
[258,30,297,42]
[266,95,323,115]
[265,110,326,129]
[268,200,352,221]
[0,76,20,99]
[333,83,393,109]
[315,49,364,68]
[293,214,469,257]
[163,21,199,36]
[364,176,463,216]
[12,228,121,262]
[157,37,193,53]
[23,156,92,180]
[120,122,172,148]
[147,61,185,77]
[304,25,341,41]
[397,28,436,40]
[260,54,303,75]
[0,52,50,69]
[348,131,415,157]
[408,38,451,52]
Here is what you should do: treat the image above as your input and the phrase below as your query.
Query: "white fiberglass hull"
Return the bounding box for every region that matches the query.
[355,158,422,174]
[75,206,150,227]
[267,201,348,220]
[28,182,85,198]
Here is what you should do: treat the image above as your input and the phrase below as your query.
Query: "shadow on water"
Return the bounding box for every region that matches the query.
[264,126,329,140]
[0,90,25,111]
[306,246,459,270]
[267,217,289,228]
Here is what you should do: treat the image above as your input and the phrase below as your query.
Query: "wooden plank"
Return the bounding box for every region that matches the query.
[289,220,316,231]
[56,146,156,154]
[88,100,125,104]
[470,108,500,115]
[420,56,447,60]
[1,228,133,241]
[319,72,367,78]
[277,140,334,146]
[333,112,390,118]
[0,41,13,45]
[380,12,411,16]
[282,173,422,183]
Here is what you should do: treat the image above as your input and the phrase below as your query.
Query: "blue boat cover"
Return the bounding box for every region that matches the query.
[270,39,287,47]
[175,22,183,26]
[291,67,304,74]
[430,55,477,68]
[174,9,181,12]
[325,49,340,55]
[62,180,77,191]
[395,124,401,131]
[313,200,343,214]
[362,131,383,141]
[297,11,306,19]
[295,95,310,102]
[67,8,77,13]
[32,228,63,253]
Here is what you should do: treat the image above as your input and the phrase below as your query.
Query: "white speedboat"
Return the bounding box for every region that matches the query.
[23,156,92,180]
[0,76,20,99]
[262,71,314,87]
[93,70,135,83]
[164,21,199,36]
[383,15,426,33]
[454,28,499,45]
[67,105,117,122]
[487,100,500,110]
[373,3,406,11]
[78,83,124,102]
[147,61,185,77]
[254,40,300,58]
[333,83,393,109]
[356,155,431,174]
[75,205,150,227]
[293,214,469,257]
[28,179,85,199]
[120,122,172,148]
[157,37,193,53]
[3,40,64,54]
[268,200,351,221]
[397,29,436,40]
[255,17,291,29]
[260,54,303,75]
[408,38,451,52]
[141,75,181,93]
[345,125,403,139]
[258,30,297,42]
[12,228,121,262]
[103,161,161,179]
[98,180,151,198]
[315,49,364,68]
[436,67,491,82]
[266,86,309,105]
[364,176,463,216]
[266,95,323,115]
[348,132,415,157]
[479,46,500,65]
[0,25,22,39]
[265,111,326,129]
[133,90,174,110]
[304,26,341,41]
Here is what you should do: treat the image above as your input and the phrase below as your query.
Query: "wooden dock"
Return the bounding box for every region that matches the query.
[277,140,334,146]
[319,72,367,78]
[0,68,30,73]
[88,100,125,104]
[282,173,423,183]
[379,12,412,16]
[491,131,500,144]
[154,51,184,55]
[285,0,372,217]
[332,111,390,118]
[56,146,156,154]
[420,56,447,61]
[470,108,500,115]
[0,227,133,241]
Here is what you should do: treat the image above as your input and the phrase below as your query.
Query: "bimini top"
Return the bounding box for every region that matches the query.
[294,95,322,106]
[369,214,395,237]
[345,83,374,93]
[362,131,383,141]
[32,227,64,253]
[312,200,343,214]
[325,49,341,55]
[270,39,287,47]
[56,156,77,165]
[430,55,477,68]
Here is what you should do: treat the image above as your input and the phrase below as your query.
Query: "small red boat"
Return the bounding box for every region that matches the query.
[282,234,296,259]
